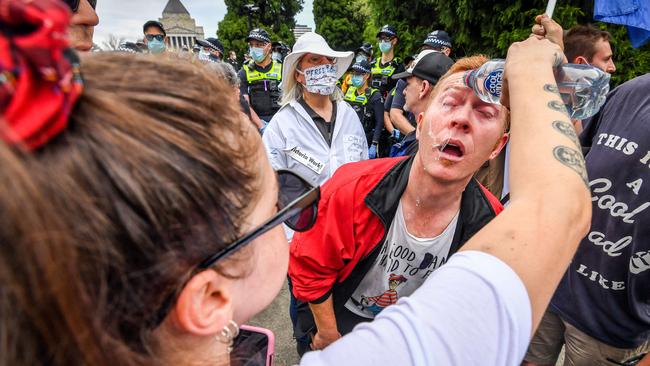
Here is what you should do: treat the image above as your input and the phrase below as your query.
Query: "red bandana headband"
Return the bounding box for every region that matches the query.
[0,0,83,150]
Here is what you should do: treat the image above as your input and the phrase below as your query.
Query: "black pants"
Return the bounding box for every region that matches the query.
[295,305,373,356]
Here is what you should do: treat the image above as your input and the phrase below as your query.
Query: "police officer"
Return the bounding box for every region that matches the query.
[343,60,384,159]
[355,42,373,63]
[422,30,453,55]
[271,41,290,63]
[195,37,224,63]
[340,43,374,95]
[238,28,282,130]
[371,25,404,98]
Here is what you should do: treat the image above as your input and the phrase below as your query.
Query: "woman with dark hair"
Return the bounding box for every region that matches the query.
[0,1,315,364]
[0,2,591,366]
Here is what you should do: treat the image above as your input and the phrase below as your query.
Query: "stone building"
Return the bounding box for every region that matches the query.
[159,0,205,50]
[293,24,312,40]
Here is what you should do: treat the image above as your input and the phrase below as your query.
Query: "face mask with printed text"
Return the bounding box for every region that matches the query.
[298,63,338,95]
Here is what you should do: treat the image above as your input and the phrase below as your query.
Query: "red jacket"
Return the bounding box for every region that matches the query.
[289,156,503,304]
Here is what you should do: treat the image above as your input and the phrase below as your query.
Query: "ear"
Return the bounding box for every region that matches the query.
[442,48,451,57]
[574,56,589,65]
[419,80,430,99]
[488,133,509,160]
[295,70,305,84]
[415,112,425,140]
[169,270,233,336]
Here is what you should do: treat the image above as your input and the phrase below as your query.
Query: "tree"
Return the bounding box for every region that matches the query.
[364,0,439,59]
[313,0,370,51]
[427,0,649,86]
[101,34,125,51]
[217,0,304,57]
[362,0,649,85]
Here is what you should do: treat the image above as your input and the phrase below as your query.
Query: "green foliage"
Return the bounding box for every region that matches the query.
[217,0,304,57]
[358,0,648,85]
[364,0,439,58]
[313,0,368,51]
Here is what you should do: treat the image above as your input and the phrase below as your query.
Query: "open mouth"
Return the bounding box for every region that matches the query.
[438,139,465,159]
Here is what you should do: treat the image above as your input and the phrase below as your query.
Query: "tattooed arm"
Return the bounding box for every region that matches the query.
[459,36,592,333]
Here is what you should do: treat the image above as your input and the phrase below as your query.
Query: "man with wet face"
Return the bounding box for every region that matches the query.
[64,0,99,52]
[289,55,508,354]
[388,49,454,156]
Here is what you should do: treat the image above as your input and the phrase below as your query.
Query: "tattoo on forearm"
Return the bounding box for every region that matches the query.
[544,84,560,95]
[552,120,581,149]
[553,146,589,186]
[548,100,568,114]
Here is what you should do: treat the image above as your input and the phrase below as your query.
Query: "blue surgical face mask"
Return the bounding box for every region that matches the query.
[148,39,166,54]
[356,54,368,63]
[272,52,282,62]
[379,41,392,54]
[250,47,266,62]
[351,74,365,88]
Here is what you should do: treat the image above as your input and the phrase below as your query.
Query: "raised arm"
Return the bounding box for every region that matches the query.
[460,36,592,331]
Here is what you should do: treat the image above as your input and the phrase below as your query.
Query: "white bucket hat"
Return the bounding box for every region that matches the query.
[282,32,354,81]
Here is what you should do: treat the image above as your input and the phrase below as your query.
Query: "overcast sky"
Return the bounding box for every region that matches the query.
[94,0,315,46]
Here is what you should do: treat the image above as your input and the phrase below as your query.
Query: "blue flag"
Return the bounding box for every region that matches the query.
[594,0,650,48]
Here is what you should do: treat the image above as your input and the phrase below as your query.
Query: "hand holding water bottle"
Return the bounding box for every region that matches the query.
[531,14,565,51]
[466,38,609,120]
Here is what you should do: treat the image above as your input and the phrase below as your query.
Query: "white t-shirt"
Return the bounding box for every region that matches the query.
[301,251,532,366]
[344,201,459,319]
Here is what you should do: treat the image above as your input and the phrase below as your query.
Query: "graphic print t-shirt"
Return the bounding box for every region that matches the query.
[344,201,459,319]
[552,74,650,348]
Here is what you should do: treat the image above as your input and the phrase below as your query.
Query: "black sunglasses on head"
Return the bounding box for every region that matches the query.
[149,169,320,327]
[62,0,97,12]
[145,34,165,42]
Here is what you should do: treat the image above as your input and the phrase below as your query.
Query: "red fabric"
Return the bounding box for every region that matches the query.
[289,157,504,303]
[0,0,83,150]
[479,184,504,215]
[290,158,404,303]
[366,290,398,307]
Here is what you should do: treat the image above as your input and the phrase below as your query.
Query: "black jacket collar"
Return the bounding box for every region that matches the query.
[365,155,498,252]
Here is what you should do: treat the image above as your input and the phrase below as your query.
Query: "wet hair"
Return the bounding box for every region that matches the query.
[432,55,510,132]
[564,24,612,63]
[0,53,260,365]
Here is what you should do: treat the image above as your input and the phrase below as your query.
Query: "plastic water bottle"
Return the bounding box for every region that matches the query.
[464,59,611,120]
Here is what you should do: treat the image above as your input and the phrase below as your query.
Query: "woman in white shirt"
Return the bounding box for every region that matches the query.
[262,32,368,186]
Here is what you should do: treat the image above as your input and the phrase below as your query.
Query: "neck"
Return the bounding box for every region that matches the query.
[381,51,394,64]
[303,91,332,109]
[256,55,272,68]
[403,154,470,212]
[154,323,230,366]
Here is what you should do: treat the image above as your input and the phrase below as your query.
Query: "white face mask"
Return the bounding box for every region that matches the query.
[298,63,338,95]
[198,49,211,61]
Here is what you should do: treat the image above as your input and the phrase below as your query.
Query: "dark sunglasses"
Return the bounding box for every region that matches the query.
[62,0,96,12]
[197,169,320,268]
[149,169,320,327]
[145,34,165,42]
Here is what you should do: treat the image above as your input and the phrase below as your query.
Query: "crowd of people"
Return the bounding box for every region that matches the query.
[0,0,648,365]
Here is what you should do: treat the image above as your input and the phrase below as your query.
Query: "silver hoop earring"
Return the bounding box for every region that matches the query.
[216,320,240,353]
